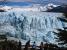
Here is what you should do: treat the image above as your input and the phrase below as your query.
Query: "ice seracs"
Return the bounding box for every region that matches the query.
[0,11,65,47]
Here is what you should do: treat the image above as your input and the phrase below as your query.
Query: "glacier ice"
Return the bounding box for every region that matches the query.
[0,11,66,46]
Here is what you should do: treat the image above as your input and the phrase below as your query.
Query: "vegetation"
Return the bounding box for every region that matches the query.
[54,13,67,48]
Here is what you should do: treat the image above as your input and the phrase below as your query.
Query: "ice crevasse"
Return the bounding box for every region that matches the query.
[0,11,66,45]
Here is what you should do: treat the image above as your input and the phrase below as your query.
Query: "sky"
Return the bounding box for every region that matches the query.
[0,0,67,5]
[0,0,29,1]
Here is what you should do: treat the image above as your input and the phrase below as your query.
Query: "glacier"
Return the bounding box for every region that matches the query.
[0,11,66,46]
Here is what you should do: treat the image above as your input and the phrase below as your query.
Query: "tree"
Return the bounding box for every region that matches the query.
[55,29,67,44]
[54,13,67,45]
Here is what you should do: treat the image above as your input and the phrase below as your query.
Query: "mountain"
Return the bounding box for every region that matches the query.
[39,3,60,11]
[47,5,67,13]
[0,3,60,12]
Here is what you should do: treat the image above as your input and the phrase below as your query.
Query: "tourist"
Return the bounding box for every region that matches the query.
[40,42,44,50]
[24,40,30,50]
[31,41,36,50]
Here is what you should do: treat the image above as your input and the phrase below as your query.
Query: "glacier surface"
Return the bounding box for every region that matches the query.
[0,11,66,46]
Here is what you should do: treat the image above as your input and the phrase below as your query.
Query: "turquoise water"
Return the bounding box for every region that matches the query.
[0,2,32,6]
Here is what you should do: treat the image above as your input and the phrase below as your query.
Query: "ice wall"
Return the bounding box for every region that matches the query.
[0,11,65,45]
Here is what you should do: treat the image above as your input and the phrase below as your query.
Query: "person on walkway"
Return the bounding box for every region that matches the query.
[24,40,30,50]
[31,41,36,50]
[18,40,21,50]
[40,42,44,50]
